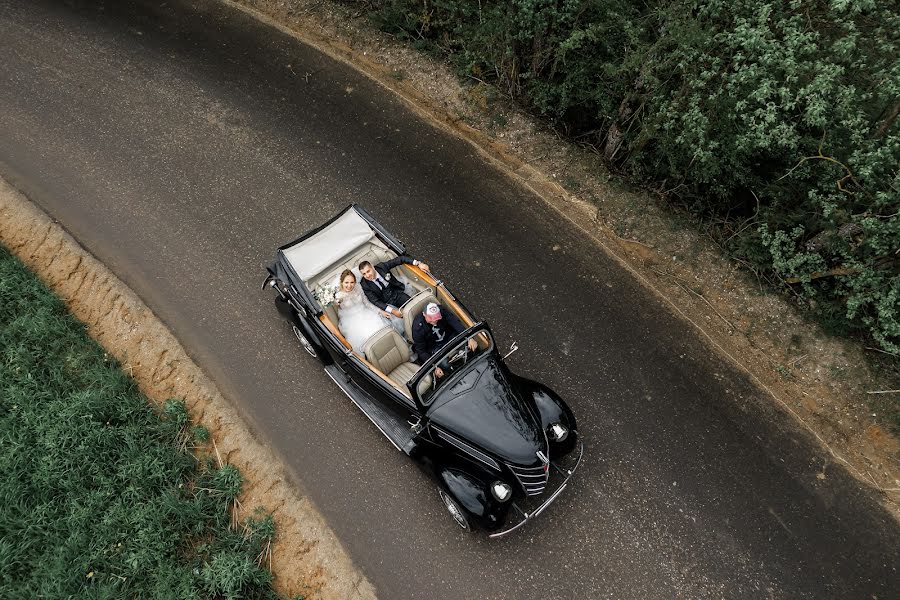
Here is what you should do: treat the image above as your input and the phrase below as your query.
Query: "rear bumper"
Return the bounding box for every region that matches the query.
[488,435,584,539]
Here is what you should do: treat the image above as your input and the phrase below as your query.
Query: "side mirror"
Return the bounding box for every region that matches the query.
[502,341,519,360]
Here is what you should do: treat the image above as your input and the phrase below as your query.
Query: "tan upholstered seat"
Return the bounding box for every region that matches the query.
[402,289,439,340]
[323,303,340,327]
[364,328,420,388]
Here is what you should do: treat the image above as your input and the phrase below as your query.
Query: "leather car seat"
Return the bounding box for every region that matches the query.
[323,303,340,327]
[364,328,420,388]
[402,289,439,340]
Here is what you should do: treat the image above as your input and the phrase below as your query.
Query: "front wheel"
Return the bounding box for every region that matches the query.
[292,325,317,358]
[438,488,471,532]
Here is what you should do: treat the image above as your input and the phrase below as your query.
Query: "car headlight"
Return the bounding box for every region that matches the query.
[490,481,512,502]
[548,422,569,442]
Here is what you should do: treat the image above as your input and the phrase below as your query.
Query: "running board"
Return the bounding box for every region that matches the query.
[324,365,416,454]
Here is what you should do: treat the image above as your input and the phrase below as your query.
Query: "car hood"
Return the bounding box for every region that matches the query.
[428,356,545,465]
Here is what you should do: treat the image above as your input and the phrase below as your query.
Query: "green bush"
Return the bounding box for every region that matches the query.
[0,246,280,599]
[358,0,899,351]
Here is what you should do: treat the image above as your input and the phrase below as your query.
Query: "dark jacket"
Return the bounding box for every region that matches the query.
[412,309,467,363]
[360,256,415,311]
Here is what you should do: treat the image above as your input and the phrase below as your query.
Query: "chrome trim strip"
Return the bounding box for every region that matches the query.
[434,428,501,470]
[325,368,403,452]
[488,437,584,539]
[531,481,569,519]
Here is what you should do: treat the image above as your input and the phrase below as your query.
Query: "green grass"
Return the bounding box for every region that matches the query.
[0,245,281,599]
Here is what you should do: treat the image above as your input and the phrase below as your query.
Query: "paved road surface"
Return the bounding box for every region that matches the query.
[1,1,897,597]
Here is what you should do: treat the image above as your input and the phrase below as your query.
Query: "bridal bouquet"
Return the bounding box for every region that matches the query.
[312,282,339,306]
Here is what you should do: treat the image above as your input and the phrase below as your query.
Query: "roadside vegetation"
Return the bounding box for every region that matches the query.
[0,245,285,599]
[351,0,899,355]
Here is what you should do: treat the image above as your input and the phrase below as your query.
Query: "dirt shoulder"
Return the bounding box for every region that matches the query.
[0,177,375,600]
[227,0,899,512]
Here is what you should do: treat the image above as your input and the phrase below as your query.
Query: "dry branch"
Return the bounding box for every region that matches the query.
[785,266,858,284]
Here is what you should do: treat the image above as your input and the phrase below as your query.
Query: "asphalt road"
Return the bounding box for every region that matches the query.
[2,1,897,598]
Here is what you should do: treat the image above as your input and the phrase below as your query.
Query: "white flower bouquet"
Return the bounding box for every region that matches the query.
[312,283,339,306]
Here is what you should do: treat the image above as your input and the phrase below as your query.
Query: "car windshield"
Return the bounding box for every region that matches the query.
[415,329,494,405]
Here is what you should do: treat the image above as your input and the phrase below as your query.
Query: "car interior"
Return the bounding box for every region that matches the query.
[303,239,475,398]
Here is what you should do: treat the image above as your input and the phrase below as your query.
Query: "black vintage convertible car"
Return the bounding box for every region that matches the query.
[263,205,582,536]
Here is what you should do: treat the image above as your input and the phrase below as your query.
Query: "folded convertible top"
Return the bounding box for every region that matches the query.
[280,206,377,282]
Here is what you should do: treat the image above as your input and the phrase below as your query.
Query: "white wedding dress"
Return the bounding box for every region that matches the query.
[336,281,390,353]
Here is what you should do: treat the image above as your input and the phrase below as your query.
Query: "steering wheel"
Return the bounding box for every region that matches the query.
[447,345,469,366]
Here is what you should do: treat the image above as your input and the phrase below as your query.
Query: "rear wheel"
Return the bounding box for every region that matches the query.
[438,488,471,532]
[292,325,317,358]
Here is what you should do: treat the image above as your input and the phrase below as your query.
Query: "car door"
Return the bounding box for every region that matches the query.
[345,353,418,421]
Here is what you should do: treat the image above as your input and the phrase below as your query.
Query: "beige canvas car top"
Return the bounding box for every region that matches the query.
[282,207,389,283]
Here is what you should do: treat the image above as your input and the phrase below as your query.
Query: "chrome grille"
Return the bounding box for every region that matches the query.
[507,463,549,496]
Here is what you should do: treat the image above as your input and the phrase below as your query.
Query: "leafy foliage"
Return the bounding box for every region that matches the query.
[0,246,281,599]
[358,0,899,351]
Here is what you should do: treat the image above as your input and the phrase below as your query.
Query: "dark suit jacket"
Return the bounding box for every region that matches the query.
[360,256,415,311]
[411,309,466,363]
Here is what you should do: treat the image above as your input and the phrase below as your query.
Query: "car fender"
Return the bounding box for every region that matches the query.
[515,377,576,429]
[436,466,511,532]
[275,295,333,365]
[439,469,489,517]
[514,377,578,454]
[437,468,503,532]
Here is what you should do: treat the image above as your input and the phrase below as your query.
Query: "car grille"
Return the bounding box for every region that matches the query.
[507,462,549,496]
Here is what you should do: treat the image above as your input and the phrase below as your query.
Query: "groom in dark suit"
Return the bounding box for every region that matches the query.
[359,256,430,321]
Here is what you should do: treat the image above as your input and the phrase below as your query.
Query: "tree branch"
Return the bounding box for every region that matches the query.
[874,101,900,138]
[778,134,860,194]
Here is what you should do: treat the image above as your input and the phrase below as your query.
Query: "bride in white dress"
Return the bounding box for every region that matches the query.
[335,269,391,353]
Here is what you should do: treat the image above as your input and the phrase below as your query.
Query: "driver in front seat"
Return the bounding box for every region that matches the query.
[412,302,477,378]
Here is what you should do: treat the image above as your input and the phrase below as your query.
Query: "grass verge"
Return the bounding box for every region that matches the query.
[0,244,285,599]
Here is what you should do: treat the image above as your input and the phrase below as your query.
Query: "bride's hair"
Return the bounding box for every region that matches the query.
[339,269,356,285]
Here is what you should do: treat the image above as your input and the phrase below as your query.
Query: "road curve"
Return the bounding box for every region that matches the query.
[1,1,897,598]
